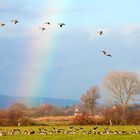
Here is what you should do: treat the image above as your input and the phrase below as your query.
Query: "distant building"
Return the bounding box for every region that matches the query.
[74,108,83,116]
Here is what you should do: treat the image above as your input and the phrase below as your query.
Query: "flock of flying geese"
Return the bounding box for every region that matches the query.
[39,22,65,31]
[0,19,112,57]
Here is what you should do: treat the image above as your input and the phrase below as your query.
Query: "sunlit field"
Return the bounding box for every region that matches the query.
[1,125,140,140]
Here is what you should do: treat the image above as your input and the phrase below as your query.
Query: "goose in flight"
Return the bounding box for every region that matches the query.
[58,23,65,27]
[11,20,19,24]
[97,31,104,36]
[39,27,46,31]
[44,22,51,25]
[101,50,112,57]
[0,23,6,27]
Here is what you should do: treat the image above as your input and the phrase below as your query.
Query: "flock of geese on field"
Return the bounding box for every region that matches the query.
[0,19,112,57]
[0,126,140,136]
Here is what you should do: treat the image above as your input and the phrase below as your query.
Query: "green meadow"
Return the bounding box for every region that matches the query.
[0,125,140,140]
[1,134,140,140]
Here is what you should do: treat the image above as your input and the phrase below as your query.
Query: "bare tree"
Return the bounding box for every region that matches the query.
[103,71,140,123]
[80,86,100,116]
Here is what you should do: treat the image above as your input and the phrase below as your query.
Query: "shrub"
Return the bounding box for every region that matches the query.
[72,114,94,125]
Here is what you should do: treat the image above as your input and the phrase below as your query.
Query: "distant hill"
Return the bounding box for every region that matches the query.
[0,95,79,108]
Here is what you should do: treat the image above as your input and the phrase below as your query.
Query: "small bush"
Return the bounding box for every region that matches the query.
[18,117,35,126]
[72,114,94,125]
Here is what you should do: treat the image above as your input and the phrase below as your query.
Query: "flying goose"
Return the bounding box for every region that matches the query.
[0,23,6,27]
[44,22,51,25]
[97,31,104,35]
[11,20,19,24]
[58,23,65,27]
[39,27,46,31]
[101,50,112,57]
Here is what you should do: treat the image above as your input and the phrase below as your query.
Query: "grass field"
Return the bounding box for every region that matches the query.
[0,125,140,140]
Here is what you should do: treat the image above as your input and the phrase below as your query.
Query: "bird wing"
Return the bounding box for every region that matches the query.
[107,54,112,57]
[101,51,107,54]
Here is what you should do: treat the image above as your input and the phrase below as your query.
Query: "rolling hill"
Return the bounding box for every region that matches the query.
[0,95,79,108]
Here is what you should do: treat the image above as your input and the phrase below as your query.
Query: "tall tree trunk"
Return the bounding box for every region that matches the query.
[121,104,127,124]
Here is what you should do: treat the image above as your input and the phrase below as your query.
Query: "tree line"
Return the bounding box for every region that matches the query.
[0,70,140,126]
[80,71,140,124]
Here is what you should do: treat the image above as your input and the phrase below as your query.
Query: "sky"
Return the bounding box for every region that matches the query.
[0,0,140,101]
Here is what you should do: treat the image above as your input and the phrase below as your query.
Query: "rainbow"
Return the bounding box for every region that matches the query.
[17,0,73,99]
